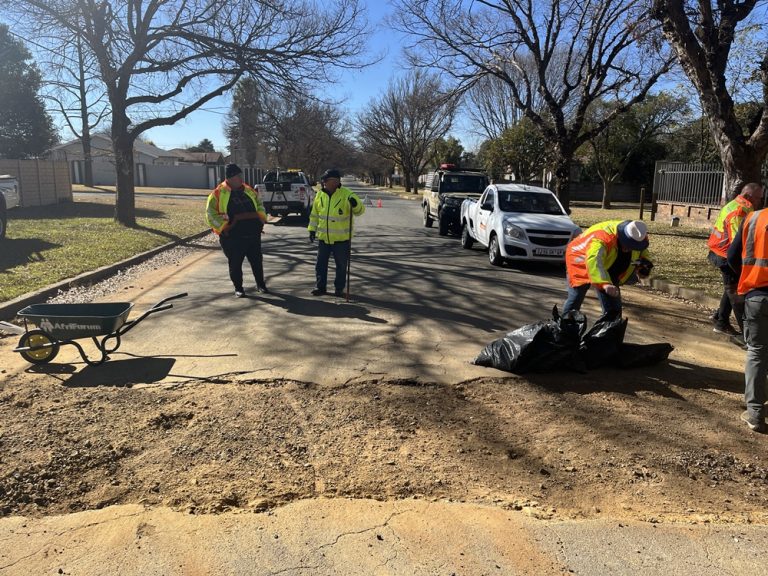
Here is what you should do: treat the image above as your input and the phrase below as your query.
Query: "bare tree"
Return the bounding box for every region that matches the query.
[395,0,673,210]
[37,29,109,187]
[3,0,367,226]
[587,93,689,208]
[465,76,523,140]
[652,0,768,200]
[227,81,354,181]
[357,70,457,193]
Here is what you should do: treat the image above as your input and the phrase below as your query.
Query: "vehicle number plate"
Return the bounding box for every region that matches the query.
[271,205,288,210]
[534,248,564,256]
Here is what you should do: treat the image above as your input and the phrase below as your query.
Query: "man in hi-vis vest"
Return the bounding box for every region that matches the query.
[563,220,653,319]
[728,199,768,433]
[707,182,763,336]
[308,169,365,297]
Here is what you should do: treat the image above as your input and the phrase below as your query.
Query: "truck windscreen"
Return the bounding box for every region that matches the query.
[441,175,486,193]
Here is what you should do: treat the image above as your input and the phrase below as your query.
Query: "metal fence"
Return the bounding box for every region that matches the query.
[653,162,725,207]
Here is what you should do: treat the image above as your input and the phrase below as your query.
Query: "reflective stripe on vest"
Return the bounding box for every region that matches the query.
[707,195,753,257]
[565,220,648,287]
[205,182,263,235]
[307,187,365,244]
[738,209,768,294]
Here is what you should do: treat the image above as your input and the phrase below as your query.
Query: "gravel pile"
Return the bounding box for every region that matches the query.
[44,234,217,305]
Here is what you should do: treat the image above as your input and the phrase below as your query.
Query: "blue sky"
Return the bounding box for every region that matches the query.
[146,1,415,153]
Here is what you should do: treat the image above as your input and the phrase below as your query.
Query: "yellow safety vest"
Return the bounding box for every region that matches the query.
[206,182,265,235]
[308,187,365,243]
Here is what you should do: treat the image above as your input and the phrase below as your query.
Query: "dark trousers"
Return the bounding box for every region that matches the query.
[562,282,622,319]
[220,234,265,291]
[315,240,349,293]
[709,251,744,330]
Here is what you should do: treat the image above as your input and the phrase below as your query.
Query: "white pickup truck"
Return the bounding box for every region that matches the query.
[258,169,315,221]
[460,183,581,265]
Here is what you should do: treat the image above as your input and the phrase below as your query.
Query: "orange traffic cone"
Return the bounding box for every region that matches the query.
[377,198,383,208]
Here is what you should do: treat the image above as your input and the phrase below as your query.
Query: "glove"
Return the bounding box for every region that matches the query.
[603,285,620,298]
[634,258,654,279]
[309,230,316,243]
[348,197,358,208]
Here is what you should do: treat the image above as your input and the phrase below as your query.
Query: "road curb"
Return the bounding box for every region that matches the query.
[646,277,720,309]
[0,229,210,322]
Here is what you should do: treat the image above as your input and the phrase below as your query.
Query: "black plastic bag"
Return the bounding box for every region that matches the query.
[616,343,674,369]
[473,307,586,374]
[580,314,628,369]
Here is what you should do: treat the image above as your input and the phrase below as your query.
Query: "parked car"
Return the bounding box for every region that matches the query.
[258,169,315,220]
[422,164,488,236]
[460,183,581,265]
[0,174,20,240]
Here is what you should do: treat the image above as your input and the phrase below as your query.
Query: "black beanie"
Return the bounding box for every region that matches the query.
[320,169,342,181]
[225,163,242,178]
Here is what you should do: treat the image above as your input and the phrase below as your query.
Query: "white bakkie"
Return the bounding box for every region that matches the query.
[460,183,581,266]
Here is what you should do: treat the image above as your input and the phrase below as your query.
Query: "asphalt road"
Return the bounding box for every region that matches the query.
[18,179,593,386]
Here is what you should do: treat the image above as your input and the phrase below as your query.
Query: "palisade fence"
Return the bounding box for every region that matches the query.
[0,159,72,207]
[653,162,725,207]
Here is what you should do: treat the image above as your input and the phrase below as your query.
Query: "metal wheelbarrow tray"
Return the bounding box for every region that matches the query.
[6,293,187,366]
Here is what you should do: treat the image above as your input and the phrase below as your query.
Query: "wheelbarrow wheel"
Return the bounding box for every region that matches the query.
[18,330,60,364]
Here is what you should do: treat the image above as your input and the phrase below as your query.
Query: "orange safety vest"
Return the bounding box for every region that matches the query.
[566,220,650,287]
[738,209,768,294]
[707,195,754,257]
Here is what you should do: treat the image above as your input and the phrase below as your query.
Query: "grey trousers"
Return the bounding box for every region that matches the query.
[743,293,768,418]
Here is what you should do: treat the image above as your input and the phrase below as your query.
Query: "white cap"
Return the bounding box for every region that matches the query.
[625,220,648,242]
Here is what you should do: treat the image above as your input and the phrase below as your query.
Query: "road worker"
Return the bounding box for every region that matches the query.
[206,163,269,297]
[727,204,768,433]
[308,169,365,297]
[562,220,653,319]
[707,182,764,335]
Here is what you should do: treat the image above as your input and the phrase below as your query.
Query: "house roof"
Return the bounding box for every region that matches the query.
[54,134,178,159]
[167,149,225,163]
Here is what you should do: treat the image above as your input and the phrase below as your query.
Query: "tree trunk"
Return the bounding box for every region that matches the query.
[601,179,612,210]
[76,35,94,188]
[721,145,763,203]
[552,154,573,213]
[82,130,94,188]
[403,168,412,193]
[112,130,136,227]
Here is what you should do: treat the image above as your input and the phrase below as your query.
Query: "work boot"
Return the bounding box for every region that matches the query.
[334,289,345,297]
[741,410,766,433]
[713,322,740,336]
[235,290,245,298]
[256,285,269,294]
[311,288,326,296]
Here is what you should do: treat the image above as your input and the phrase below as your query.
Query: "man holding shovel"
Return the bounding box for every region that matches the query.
[308,169,365,297]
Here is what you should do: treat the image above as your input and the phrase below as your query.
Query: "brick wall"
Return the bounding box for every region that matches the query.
[655,202,720,226]
[0,159,72,207]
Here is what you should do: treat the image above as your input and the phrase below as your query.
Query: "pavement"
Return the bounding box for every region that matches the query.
[0,180,765,574]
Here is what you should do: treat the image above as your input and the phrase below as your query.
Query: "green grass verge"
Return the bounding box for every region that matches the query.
[569,203,720,299]
[0,196,208,303]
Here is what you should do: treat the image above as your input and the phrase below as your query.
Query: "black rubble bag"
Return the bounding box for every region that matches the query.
[580,314,628,369]
[615,342,674,369]
[473,307,586,374]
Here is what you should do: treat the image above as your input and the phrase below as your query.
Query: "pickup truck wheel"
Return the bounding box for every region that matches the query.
[489,234,504,266]
[461,224,474,249]
[437,213,449,236]
[423,204,433,228]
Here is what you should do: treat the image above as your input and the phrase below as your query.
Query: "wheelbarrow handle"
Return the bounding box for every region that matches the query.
[150,292,188,310]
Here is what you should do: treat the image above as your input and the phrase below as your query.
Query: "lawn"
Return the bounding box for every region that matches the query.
[0,196,208,302]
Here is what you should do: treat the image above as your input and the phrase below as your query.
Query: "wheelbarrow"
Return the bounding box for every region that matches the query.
[0,293,187,366]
